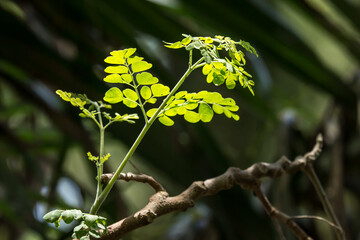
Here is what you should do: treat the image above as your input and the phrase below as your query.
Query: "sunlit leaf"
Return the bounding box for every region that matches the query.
[123,99,138,108]
[202,64,212,75]
[212,104,224,114]
[136,72,158,85]
[104,56,125,65]
[140,86,151,100]
[43,210,62,223]
[124,48,137,58]
[151,84,170,97]
[185,102,198,110]
[184,111,200,123]
[104,74,125,83]
[164,41,183,49]
[199,103,214,122]
[103,87,123,104]
[225,77,236,89]
[146,108,158,117]
[104,66,128,74]
[131,61,152,72]
[159,116,174,126]
[123,89,138,101]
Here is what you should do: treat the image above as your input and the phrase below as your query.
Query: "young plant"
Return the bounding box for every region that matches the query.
[43,34,258,239]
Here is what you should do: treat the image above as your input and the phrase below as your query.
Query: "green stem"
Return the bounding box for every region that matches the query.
[89,57,204,214]
[304,164,345,240]
[94,104,105,202]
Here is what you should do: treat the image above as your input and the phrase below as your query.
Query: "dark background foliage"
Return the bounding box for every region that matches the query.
[0,0,359,239]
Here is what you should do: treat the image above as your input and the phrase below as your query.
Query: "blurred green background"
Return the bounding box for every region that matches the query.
[0,0,359,239]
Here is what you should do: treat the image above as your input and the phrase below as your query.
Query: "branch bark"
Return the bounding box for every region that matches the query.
[96,134,341,240]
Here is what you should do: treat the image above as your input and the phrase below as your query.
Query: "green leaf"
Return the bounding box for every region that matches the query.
[140,86,152,100]
[184,111,200,123]
[104,66,128,74]
[206,72,214,83]
[56,90,71,102]
[151,84,170,97]
[131,61,152,72]
[203,92,223,104]
[123,89,138,101]
[212,104,224,114]
[43,210,63,223]
[61,210,80,224]
[136,72,158,85]
[181,36,192,45]
[146,108,158,117]
[219,98,236,106]
[164,41,183,49]
[123,99,138,108]
[164,108,177,116]
[202,64,212,75]
[104,56,125,65]
[104,74,124,83]
[199,103,214,122]
[89,230,101,239]
[185,102,198,110]
[84,214,99,225]
[103,87,123,104]
[232,113,240,121]
[225,77,236,89]
[158,116,174,126]
[223,108,232,118]
[175,91,187,98]
[121,74,133,84]
[127,56,143,64]
[147,98,157,104]
[226,105,239,111]
[177,106,187,115]
[124,48,136,58]
[80,236,90,240]
[213,73,225,86]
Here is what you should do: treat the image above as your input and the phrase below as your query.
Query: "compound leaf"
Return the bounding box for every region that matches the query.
[104,74,124,83]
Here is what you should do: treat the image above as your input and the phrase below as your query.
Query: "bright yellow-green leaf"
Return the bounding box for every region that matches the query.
[202,64,212,75]
[124,48,136,58]
[140,86,151,100]
[225,77,236,89]
[206,71,214,83]
[136,72,158,85]
[223,108,232,118]
[104,56,125,65]
[110,50,126,57]
[123,89,138,101]
[184,111,200,123]
[193,91,208,99]
[147,98,157,104]
[203,92,223,104]
[199,103,214,122]
[158,116,174,126]
[56,90,71,102]
[104,74,125,83]
[212,104,224,114]
[164,108,177,117]
[131,61,152,72]
[164,41,183,49]
[127,56,144,64]
[226,105,239,111]
[151,84,170,97]
[181,37,192,45]
[146,108,158,117]
[123,99,138,108]
[121,74,133,83]
[232,113,240,121]
[185,102,198,110]
[175,91,187,98]
[105,66,128,74]
[103,87,123,104]
[177,106,187,115]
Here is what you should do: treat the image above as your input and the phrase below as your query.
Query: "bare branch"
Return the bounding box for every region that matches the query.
[96,134,328,240]
[101,172,165,193]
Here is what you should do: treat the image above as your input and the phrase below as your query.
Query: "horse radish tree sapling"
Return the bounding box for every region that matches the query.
[43,34,258,239]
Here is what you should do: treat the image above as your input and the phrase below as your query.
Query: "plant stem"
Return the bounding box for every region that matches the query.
[89,57,204,214]
[304,164,345,240]
[94,104,105,202]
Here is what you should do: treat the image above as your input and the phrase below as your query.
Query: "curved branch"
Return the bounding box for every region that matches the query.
[97,134,328,240]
